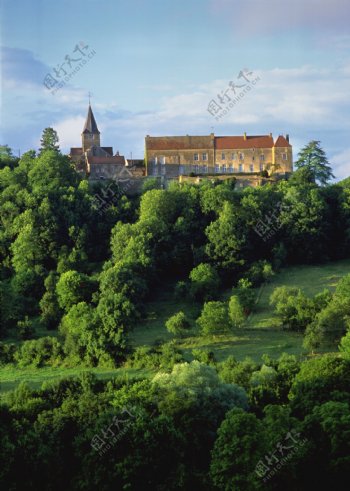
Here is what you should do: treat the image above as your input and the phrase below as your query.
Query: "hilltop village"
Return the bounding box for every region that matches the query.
[69,104,293,190]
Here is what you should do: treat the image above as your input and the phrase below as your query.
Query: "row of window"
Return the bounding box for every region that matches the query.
[179,164,265,174]
[193,153,287,161]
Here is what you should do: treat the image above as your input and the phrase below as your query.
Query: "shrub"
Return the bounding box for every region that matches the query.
[245,261,275,287]
[16,316,35,340]
[192,348,216,365]
[166,311,191,337]
[14,336,64,368]
[0,342,17,365]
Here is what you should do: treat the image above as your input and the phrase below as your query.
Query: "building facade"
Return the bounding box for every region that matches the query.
[145,133,292,178]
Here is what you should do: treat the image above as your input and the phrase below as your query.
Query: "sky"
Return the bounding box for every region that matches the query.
[1,0,350,179]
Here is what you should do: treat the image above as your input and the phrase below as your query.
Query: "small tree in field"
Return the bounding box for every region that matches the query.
[228,295,245,328]
[197,301,230,335]
[166,311,191,337]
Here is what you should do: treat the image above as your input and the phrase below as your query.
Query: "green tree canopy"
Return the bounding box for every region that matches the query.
[294,140,334,185]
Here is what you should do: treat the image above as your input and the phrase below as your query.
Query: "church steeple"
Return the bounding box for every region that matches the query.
[82,104,100,152]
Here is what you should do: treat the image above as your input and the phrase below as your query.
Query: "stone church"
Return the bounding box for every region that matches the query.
[69,104,144,180]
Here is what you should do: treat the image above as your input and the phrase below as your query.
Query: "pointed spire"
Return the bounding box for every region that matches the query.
[82,105,100,134]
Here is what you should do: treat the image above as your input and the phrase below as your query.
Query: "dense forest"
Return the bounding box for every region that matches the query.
[1,134,350,490]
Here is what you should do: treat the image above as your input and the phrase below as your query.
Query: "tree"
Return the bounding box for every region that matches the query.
[189,263,220,301]
[196,301,230,335]
[210,408,267,491]
[228,295,245,328]
[165,311,191,337]
[56,270,95,312]
[294,140,334,185]
[39,128,60,154]
[235,278,256,314]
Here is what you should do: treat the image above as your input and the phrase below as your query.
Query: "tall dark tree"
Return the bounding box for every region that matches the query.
[294,140,334,185]
[39,128,60,154]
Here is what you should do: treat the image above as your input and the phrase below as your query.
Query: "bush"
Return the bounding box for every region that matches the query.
[192,348,216,365]
[0,342,17,365]
[197,301,230,335]
[165,311,191,337]
[14,336,64,368]
[127,342,185,370]
[16,316,35,340]
[245,261,275,287]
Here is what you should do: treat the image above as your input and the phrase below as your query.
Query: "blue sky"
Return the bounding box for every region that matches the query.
[1,0,350,178]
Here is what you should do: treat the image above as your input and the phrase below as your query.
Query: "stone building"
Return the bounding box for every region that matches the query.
[69,104,128,179]
[145,132,292,178]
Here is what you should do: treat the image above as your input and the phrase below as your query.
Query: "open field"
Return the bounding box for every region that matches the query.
[0,366,153,396]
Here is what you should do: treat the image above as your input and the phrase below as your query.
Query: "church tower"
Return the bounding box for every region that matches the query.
[81,104,100,152]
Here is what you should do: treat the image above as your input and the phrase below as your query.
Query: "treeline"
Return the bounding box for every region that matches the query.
[2,140,350,365]
[1,351,350,490]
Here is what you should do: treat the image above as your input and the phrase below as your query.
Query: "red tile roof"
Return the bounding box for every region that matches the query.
[274,136,291,147]
[215,135,274,149]
[146,136,213,150]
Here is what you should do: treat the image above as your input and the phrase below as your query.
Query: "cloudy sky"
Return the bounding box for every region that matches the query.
[1,0,350,178]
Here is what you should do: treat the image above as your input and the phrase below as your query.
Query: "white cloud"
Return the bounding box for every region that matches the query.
[53,116,85,150]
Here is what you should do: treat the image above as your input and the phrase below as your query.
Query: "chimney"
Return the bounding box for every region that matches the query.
[286,134,289,143]
[269,133,272,138]
[244,132,247,140]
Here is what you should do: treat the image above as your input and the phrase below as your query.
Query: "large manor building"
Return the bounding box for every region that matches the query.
[69,104,293,186]
[145,133,292,178]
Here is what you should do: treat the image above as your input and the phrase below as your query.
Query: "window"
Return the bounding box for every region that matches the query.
[202,153,208,161]
[160,156,165,165]
[179,165,184,175]
[231,153,236,160]
[194,164,199,173]
[260,154,265,161]
[215,165,220,173]
[203,164,208,173]
[239,152,244,160]
[222,164,227,173]
[249,164,254,172]
[252,156,255,161]
[229,165,234,173]
[194,153,199,161]
[221,152,226,160]
[282,153,287,161]
[239,163,243,172]
[259,163,264,171]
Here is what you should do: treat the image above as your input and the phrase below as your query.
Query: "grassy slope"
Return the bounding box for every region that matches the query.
[2,259,350,393]
[131,259,350,361]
